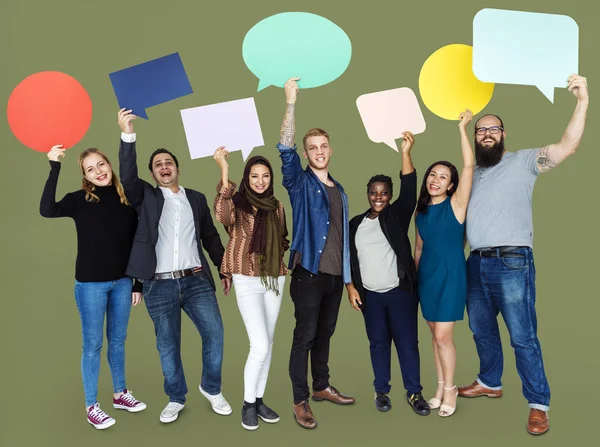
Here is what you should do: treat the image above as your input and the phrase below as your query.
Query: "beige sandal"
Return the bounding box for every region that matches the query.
[438,386,458,417]
[428,381,445,410]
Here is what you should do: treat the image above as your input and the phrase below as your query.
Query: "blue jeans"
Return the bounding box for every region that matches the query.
[74,277,132,407]
[362,287,422,396]
[143,271,224,404]
[466,247,550,410]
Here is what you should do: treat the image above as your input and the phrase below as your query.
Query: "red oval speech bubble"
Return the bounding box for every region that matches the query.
[7,71,92,152]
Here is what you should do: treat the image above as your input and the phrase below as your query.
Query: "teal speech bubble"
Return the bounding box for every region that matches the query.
[242,12,352,91]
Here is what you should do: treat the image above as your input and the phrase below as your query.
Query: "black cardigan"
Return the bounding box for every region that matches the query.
[349,170,418,308]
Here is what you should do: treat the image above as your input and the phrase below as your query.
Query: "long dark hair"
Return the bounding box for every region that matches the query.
[416,161,459,213]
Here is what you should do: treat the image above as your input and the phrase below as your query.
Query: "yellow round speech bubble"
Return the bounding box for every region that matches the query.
[419,44,494,120]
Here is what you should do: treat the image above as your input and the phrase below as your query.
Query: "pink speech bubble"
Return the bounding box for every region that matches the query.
[356,88,426,151]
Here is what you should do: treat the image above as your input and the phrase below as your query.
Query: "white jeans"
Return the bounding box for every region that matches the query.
[232,274,285,403]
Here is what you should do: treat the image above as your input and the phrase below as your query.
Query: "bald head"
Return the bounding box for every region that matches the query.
[474,114,504,130]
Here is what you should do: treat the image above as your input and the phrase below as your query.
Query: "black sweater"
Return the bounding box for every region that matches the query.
[349,170,418,308]
[40,161,138,284]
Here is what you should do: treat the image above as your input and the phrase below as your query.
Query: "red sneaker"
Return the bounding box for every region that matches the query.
[87,404,116,429]
[113,389,147,413]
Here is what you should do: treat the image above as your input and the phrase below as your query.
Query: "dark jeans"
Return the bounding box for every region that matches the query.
[143,271,224,404]
[466,247,550,410]
[289,266,344,404]
[362,287,422,396]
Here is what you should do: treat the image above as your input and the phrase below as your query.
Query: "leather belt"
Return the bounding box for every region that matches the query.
[153,266,203,280]
[471,246,527,258]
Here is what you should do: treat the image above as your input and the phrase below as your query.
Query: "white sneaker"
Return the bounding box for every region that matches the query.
[160,402,185,423]
[199,386,232,415]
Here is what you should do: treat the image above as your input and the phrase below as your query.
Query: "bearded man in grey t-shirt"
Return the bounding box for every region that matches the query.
[457,74,588,436]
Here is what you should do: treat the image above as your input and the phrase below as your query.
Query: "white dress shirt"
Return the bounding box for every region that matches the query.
[155,186,202,273]
[120,132,202,273]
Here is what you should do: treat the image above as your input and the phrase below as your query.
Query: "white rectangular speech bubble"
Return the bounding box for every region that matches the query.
[180,98,264,161]
[356,88,426,151]
[473,8,578,102]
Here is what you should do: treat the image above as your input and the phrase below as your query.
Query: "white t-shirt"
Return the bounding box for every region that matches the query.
[356,216,399,293]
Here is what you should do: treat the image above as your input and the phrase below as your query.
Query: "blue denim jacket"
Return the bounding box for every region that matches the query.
[277,143,351,284]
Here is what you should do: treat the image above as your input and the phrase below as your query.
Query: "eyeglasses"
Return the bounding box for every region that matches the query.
[475,126,504,135]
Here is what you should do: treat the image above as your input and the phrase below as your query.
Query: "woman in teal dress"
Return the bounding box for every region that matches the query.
[414,110,474,417]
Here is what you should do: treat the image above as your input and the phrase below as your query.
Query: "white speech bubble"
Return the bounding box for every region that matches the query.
[473,8,578,102]
[356,88,426,151]
[180,98,264,161]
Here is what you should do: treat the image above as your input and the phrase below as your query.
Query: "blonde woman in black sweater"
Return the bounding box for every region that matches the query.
[40,145,146,429]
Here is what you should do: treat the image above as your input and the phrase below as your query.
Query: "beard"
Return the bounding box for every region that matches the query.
[475,136,505,168]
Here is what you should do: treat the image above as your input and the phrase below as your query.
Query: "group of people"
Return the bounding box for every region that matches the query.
[40,74,588,436]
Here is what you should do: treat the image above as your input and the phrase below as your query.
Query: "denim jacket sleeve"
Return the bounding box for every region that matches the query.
[277,143,305,192]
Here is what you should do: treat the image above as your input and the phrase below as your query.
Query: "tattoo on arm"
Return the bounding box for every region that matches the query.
[536,146,558,173]
[279,103,296,147]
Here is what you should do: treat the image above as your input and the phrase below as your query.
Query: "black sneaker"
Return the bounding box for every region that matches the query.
[241,402,259,430]
[407,392,431,416]
[257,401,280,423]
[375,392,392,412]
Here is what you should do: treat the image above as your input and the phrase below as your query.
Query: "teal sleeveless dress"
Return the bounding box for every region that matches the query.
[415,197,466,322]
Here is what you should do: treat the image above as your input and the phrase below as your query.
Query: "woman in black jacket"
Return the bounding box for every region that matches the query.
[347,132,429,416]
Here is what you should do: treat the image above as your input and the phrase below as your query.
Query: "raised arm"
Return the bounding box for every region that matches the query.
[400,131,415,175]
[391,132,417,227]
[537,74,588,173]
[213,146,237,228]
[278,78,305,192]
[451,109,475,216]
[40,145,76,218]
[280,78,299,147]
[117,109,145,208]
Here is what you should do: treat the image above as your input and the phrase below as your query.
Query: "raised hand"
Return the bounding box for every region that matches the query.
[118,108,137,134]
[47,145,66,162]
[400,131,415,153]
[213,146,229,170]
[284,77,300,104]
[458,109,473,131]
[567,74,588,103]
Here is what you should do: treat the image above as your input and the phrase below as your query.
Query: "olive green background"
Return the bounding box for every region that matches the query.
[1,0,597,445]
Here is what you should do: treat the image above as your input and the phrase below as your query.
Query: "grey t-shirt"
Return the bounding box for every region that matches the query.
[318,184,343,276]
[466,148,540,250]
[356,216,399,293]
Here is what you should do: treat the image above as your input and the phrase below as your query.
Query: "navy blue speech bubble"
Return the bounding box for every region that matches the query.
[109,53,193,119]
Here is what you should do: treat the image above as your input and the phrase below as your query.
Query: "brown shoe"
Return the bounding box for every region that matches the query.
[458,381,503,398]
[293,400,317,429]
[312,386,355,405]
[527,409,549,435]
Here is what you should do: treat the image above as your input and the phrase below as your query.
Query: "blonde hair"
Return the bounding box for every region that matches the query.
[302,128,330,150]
[78,148,130,206]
